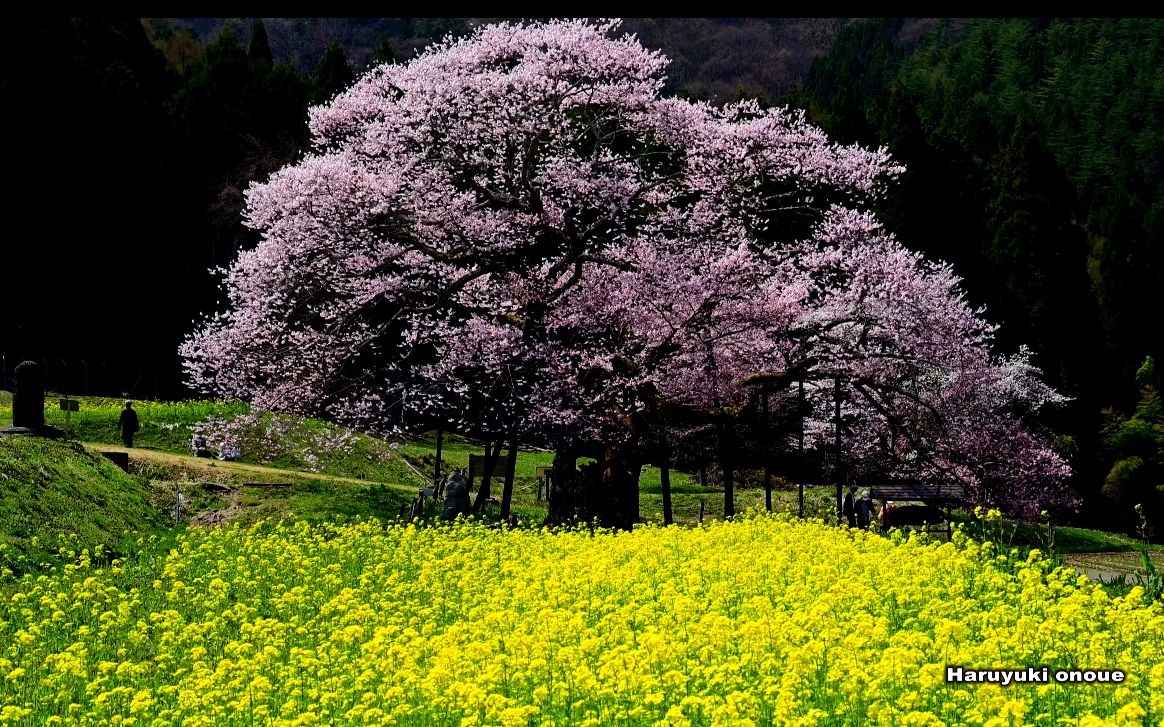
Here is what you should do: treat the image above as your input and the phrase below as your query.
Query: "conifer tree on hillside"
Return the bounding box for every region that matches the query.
[247,19,273,67]
[311,40,355,105]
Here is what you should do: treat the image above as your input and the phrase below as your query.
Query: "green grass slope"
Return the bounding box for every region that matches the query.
[0,436,166,577]
[116,446,417,527]
[0,395,422,486]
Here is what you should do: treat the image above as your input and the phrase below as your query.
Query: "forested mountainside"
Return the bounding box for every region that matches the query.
[148,18,865,99]
[792,19,1164,523]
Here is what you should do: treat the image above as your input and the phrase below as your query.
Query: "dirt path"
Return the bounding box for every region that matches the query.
[1063,551,1164,585]
[85,443,418,493]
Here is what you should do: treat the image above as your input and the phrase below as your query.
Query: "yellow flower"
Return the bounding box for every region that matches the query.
[0,515,1157,725]
[1114,701,1146,726]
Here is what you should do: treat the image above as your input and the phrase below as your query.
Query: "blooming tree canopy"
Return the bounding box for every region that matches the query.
[182,19,1071,521]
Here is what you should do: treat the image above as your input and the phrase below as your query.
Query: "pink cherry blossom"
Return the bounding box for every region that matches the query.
[182,19,1072,519]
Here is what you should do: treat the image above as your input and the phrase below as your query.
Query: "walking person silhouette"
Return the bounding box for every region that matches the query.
[118,400,139,448]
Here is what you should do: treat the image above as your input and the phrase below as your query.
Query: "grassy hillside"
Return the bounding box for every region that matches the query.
[3,393,1148,554]
[1,396,761,526]
[120,446,417,528]
[0,397,423,579]
[0,436,166,577]
[0,394,244,451]
[0,394,423,486]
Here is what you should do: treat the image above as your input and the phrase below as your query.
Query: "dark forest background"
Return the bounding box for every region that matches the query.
[1,18,1160,528]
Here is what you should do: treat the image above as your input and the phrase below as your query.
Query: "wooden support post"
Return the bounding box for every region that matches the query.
[534,467,552,503]
[720,409,735,519]
[834,376,843,526]
[660,431,673,526]
[761,389,772,512]
[699,498,706,524]
[433,429,444,489]
[798,379,805,519]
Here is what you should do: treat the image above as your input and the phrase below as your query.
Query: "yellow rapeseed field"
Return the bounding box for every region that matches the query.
[1,514,1161,726]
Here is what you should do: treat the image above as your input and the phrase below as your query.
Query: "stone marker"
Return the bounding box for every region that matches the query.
[1,360,64,438]
[12,361,45,430]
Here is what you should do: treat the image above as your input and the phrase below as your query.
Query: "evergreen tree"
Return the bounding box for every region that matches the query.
[176,27,250,168]
[311,40,354,105]
[173,25,310,272]
[982,129,1102,389]
[247,19,273,67]
[1101,358,1164,534]
[372,33,396,66]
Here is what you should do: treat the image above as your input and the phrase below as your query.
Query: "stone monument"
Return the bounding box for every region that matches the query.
[1,360,62,438]
[12,361,45,429]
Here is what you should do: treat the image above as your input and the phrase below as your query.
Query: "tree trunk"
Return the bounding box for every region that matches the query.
[600,442,641,530]
[660,432,673,526]
[499,432,519,518]
[661,462,674,526]
[720,411,735,519]
[474,440,503,513]
[547,441,642,530]
[547,447,578,524]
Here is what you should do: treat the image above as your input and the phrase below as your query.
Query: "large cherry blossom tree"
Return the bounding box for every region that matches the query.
[182,19,1072,527]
